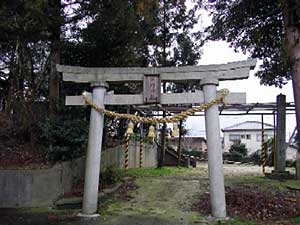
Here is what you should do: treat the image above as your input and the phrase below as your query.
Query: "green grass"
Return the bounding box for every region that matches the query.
[226,219,259,225]
[124,166,190,178]
[290,216,300,224]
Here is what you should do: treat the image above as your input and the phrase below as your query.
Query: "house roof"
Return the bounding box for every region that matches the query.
[169,136,207,142]
[222,121,274,132]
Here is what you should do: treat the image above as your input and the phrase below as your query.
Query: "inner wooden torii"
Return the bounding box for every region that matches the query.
[57,59,256,219]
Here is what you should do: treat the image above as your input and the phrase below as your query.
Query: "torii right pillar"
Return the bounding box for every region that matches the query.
[201,78,226,219]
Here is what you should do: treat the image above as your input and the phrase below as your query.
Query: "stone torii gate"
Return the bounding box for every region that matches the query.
[57,59,256,219]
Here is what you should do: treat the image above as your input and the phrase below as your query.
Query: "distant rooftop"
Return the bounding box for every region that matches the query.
[172,136,206,138]
[170,136,206,141]
[222,121,274,132]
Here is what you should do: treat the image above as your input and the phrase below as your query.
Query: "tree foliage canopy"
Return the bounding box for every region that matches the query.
[0,0,204,154]
[205,0,300,87]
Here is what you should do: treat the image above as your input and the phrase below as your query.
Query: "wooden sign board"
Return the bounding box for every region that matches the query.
[143,74,161,104]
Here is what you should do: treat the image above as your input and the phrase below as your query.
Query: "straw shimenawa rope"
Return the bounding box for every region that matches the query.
[82,88,229,124]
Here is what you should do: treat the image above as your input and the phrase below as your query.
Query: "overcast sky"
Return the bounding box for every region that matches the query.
[186,40,296,140]
[184,6,296,140]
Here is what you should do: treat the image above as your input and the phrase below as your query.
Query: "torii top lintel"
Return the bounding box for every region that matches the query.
[57,59,256,83]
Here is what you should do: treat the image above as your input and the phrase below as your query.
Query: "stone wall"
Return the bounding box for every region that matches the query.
[0,157,85,208]
[101,141,158,169]
[0,142,157,208]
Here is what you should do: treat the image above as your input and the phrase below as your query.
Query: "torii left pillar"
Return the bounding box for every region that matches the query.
[81,81,108,216]
[201,78,226,219]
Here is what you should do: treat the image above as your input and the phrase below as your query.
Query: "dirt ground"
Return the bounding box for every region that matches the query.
[0,163,299,225]
[99,172,208,225]
[98,163,298,225]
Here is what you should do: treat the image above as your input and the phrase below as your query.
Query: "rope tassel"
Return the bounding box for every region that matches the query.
[148,125,155,139]
[171,123,178,137]
[126,121,134,135]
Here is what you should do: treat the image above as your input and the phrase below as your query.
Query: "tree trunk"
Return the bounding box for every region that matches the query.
[49,39,60,115]
[49,0,61,115]
[297,152,300,180]
[158,82,167,168]
[158,0,167,168]
[288,29,300,179]
[283,1,300,179]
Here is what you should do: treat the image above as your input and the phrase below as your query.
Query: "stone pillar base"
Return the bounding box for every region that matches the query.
[206,215,230,223]
[265,170,292,180]
[78,213,100,218]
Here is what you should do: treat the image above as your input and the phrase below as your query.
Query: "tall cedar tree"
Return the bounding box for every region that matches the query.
[0,0,81,140]
[0,0,52,138]
[206,0,300,153]
[146,0,202,166]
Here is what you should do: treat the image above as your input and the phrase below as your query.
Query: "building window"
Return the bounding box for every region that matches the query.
[241,134,245,139]
[257,134,261,141]
[229,134,241,141]
[246,134,251,139]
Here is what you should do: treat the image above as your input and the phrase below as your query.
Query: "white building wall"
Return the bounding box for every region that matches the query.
[286,145,298,161]
[223,130,274,155]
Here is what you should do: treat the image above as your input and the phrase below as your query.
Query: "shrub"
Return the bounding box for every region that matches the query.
[229,143,247,156]
[37,116,89,162]
[100,166,123,186]
[249,150,261,165]
[248,148,273,166]
[182,149,203,158]
[226,143,248,162]
[286,160,296,167]
[229,151,244,162]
